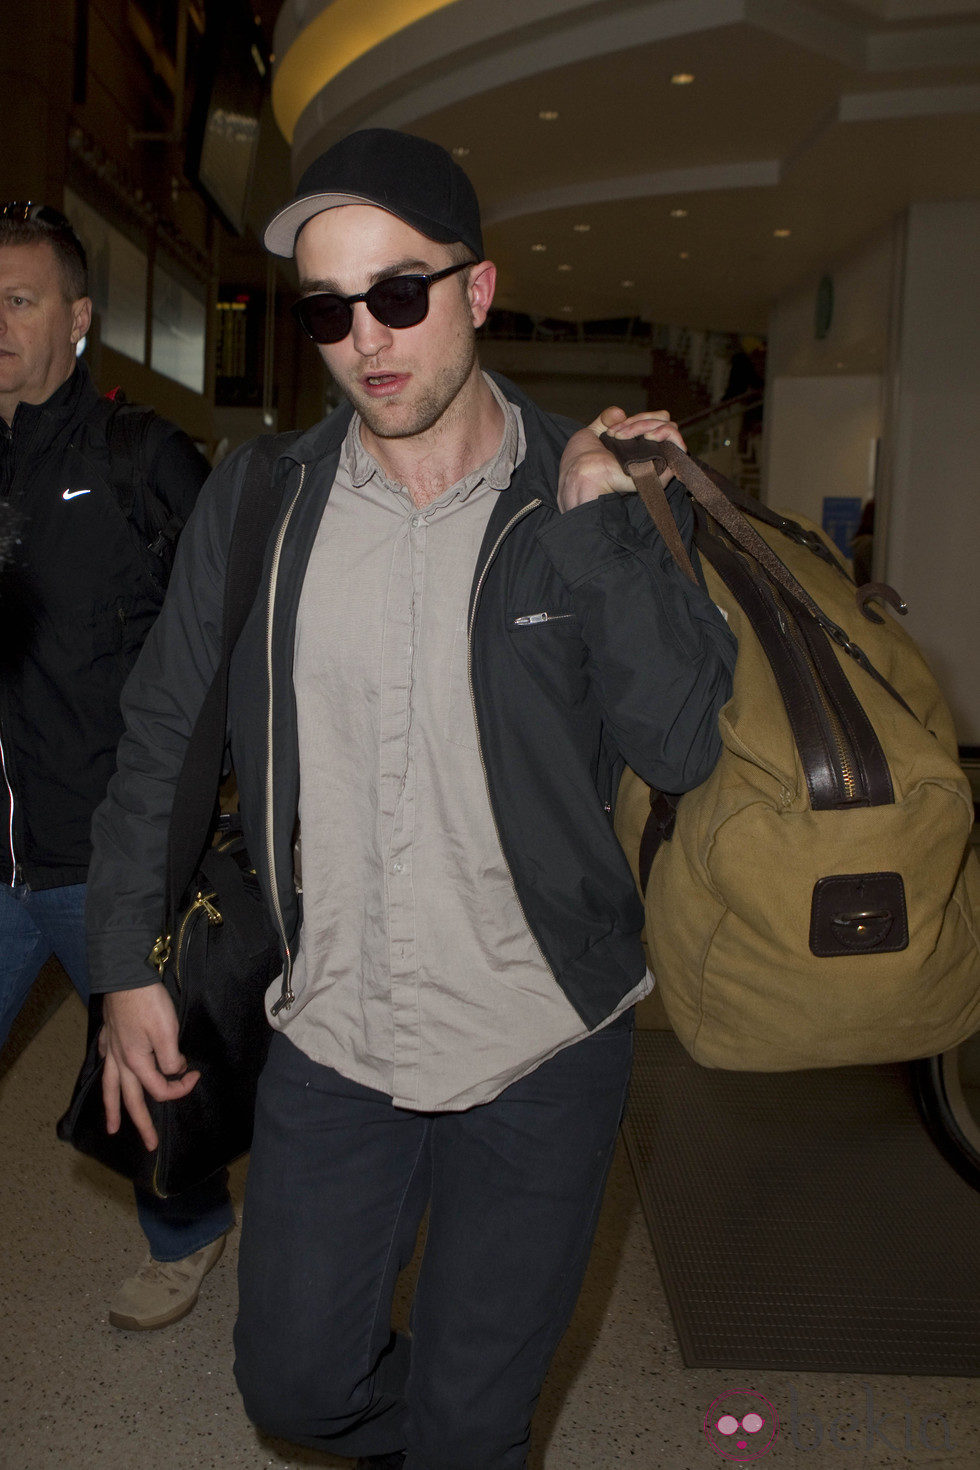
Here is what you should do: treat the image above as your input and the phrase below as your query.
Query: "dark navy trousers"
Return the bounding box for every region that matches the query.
[234,1015,633,1469]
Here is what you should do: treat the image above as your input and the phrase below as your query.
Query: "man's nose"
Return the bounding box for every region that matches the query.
[348,300,393,357]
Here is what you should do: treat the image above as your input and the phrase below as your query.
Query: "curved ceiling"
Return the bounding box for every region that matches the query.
[270,0,980,333]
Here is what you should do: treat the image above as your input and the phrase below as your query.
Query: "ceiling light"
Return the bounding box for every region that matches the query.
[452,146,470,157]
[539,110,559,121]
[531,243,547,252]
[670,208,688,219]
[558,263,572,272]
[573,223,590,233]
[671,72,695,85]
[621,279,635,288]
[679,252,690,260]
[561,305,572,312]
[774,228,791,238]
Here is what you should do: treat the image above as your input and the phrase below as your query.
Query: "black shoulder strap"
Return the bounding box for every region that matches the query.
[162,433,299,925]
[90,392,185,583]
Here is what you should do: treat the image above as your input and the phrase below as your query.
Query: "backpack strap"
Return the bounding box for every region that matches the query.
[91,390,187,584]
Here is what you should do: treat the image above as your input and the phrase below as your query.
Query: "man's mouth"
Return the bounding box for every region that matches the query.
[362,372,408,396]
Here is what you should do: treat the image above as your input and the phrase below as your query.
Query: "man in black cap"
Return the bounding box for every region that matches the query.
[87,130,735,1467]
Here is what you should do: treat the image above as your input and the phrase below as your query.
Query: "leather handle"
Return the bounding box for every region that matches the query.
[598,432,698,585]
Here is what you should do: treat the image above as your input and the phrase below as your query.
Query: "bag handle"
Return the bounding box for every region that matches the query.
[599,432,916,718]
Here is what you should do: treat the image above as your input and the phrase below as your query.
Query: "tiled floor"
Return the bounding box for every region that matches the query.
[2,982,978,1469]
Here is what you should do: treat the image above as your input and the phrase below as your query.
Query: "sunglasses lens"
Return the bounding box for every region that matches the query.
[296,296,353,344]
[366,276,429,329]
[294,272,438,345]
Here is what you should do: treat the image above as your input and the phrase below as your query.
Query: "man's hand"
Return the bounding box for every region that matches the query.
[557,406,687,513]
[99,984,200,1152]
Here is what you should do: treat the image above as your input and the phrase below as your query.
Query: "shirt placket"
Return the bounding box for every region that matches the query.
[381,507,430,1100]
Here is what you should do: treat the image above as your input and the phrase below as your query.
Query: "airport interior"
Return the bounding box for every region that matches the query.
[2,1,980,1466]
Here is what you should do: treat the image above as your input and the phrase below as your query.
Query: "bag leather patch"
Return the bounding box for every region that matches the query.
[809,872,909,957]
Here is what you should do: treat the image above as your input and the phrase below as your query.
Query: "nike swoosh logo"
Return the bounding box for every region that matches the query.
[62,488,92,500]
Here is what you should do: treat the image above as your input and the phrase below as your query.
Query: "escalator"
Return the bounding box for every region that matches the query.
[910,1036,980,1191]
[909,749,980,1191]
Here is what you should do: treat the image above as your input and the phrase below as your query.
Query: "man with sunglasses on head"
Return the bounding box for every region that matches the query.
[86,130,736,1468]
[0,201,235,1330]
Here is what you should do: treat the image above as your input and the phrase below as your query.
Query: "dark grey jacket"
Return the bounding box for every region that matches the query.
[87,376,736,1028]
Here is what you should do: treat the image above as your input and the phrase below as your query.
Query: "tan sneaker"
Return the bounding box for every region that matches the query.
[108,1233,227,1330]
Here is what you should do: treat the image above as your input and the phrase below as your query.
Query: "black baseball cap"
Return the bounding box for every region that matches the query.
[264,128,484,261]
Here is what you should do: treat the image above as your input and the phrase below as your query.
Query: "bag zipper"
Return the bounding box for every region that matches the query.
[778,599,860,803]
[0,726,18,886]
[267,465,307,1017]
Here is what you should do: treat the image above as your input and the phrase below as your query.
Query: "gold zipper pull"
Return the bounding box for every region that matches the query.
[148,933,171,975]
[198,893,223,925]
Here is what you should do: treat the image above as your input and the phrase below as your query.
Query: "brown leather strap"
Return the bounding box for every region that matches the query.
[599,431,916,719]
[628,461,698,585]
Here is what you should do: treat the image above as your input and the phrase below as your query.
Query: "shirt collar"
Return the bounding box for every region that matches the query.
[342,371,526,505]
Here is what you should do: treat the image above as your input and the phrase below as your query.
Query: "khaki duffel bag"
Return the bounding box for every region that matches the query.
[605,434,980,1070]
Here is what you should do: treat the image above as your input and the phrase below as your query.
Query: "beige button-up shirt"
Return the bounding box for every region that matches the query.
[272,378,650,1109]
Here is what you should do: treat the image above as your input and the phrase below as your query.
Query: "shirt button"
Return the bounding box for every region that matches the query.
[391,861,404,874]
[411,515,423,528]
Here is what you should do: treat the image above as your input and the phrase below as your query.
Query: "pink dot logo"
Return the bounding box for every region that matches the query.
[703,1390,779,1461]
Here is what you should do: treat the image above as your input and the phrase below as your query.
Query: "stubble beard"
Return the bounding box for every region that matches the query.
[343,324,479,441]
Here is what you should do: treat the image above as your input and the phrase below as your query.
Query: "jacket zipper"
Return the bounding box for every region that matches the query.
[268,465,307,1017]
[467,499,550,961]
[0,726,17,886]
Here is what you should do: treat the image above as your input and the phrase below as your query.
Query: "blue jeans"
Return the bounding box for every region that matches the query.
[0,880,234,1260]
[234,1017,634,1468]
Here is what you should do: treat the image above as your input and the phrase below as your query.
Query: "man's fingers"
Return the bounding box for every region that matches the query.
[586,405,627,434]
[119,1067,160,1152]
[604,408,687,452]
[102,1049,122,1135]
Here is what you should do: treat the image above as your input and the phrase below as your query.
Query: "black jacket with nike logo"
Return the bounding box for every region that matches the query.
[0,361,209,888]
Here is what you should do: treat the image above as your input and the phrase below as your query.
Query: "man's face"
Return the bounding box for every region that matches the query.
[0,239,91,424]
[294,204,494,442]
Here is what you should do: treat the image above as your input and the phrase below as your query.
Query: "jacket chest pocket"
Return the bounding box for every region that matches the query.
[509,609,589,706]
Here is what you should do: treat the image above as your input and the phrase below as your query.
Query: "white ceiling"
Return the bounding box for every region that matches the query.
[270,0,980,333]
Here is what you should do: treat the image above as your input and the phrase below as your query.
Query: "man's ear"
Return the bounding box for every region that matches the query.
[467,261,496,330]
[70,296,92,345]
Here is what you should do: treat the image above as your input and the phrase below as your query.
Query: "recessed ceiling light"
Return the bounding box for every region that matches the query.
[774,228,792,238]
[670,208,688,219]
[558,263,572,272]
[621,279,635,288]
[671,72,695,85]
[539,110,559,121]
[452,146,470,157]
[531,243,547,252]
[679,252,690,260]
[573,223,590,233]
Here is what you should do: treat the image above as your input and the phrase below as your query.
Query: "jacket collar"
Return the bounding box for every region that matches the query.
[9,359,99,444]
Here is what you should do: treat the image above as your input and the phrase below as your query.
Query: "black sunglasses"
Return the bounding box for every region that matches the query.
[292,261,471,345]
[1,201,75,232]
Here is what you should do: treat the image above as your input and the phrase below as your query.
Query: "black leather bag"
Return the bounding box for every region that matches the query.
[57,832,280,1195]
[57,434,294,1196]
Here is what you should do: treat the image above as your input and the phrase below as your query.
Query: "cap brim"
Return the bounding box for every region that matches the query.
[264,192,468,259]
[263,192,377,257]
